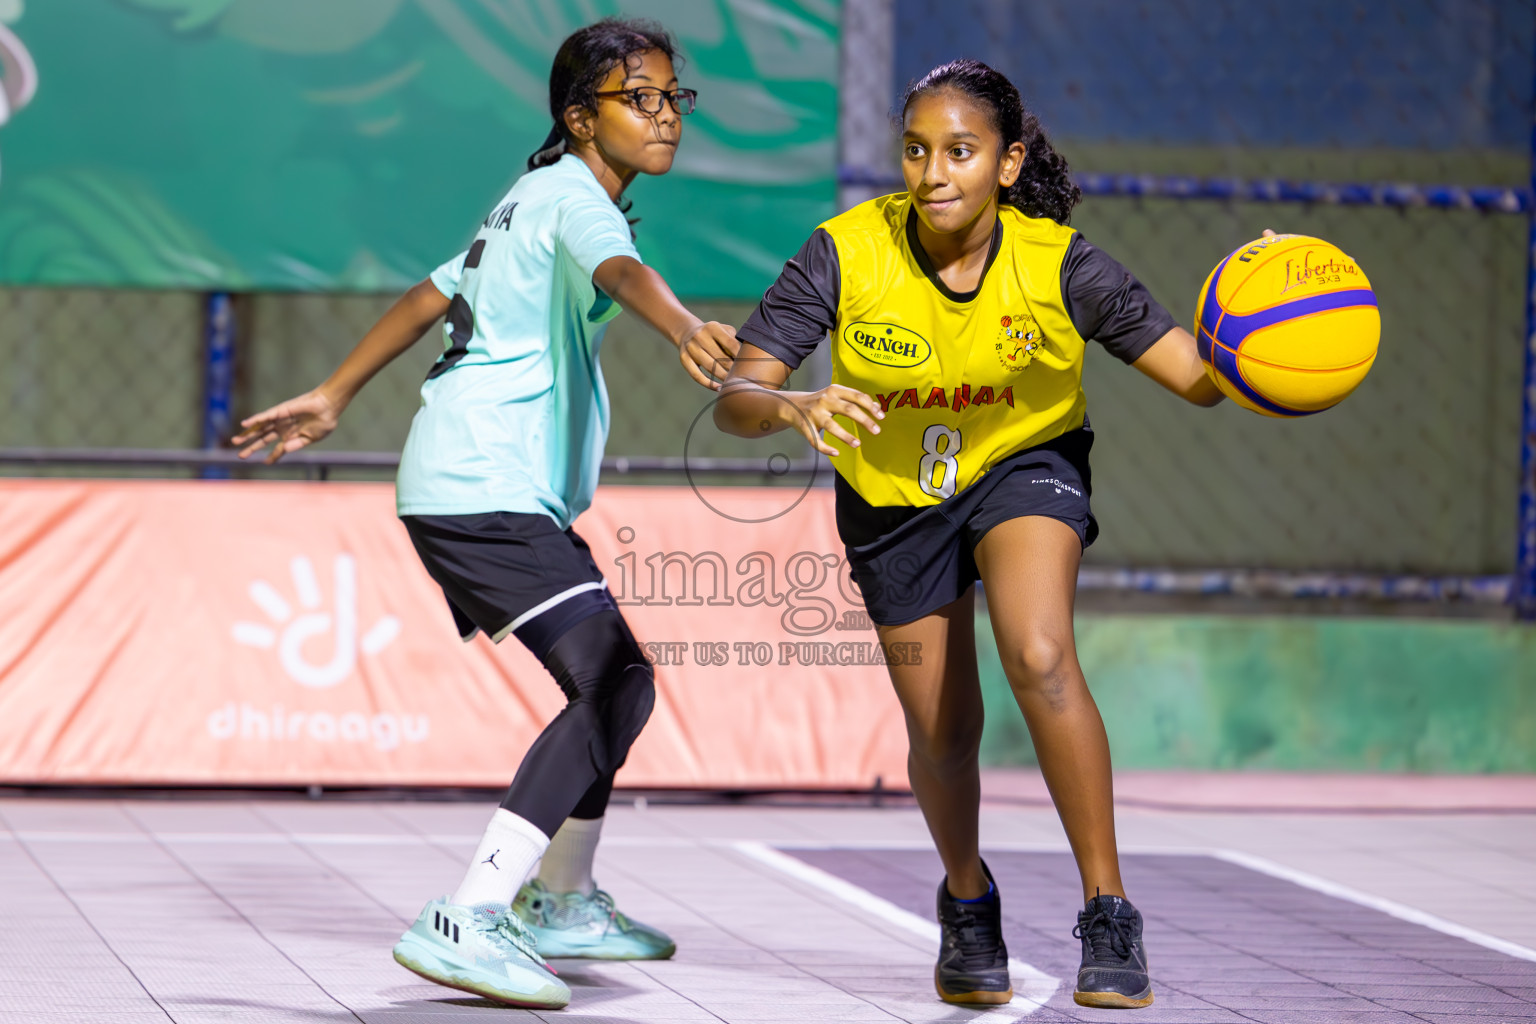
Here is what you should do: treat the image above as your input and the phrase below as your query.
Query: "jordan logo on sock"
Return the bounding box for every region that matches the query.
[482,849,500,869]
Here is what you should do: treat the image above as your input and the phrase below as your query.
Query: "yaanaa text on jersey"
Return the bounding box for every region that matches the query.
[873,383,1018,414]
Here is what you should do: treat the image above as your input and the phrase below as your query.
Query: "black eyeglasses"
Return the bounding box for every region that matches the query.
[593,86,698,116]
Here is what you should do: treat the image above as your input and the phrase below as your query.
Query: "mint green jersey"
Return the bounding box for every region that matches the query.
[396,155,640,528]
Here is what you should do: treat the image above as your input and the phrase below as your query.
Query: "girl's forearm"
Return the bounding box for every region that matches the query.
[594,258,699,347]
[320,280,450,408]
[1132,326,1225,407]
[714,381,802,438]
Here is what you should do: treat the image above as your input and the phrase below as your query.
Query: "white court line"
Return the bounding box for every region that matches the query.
[1213,848,1536,964]
[733,839,1060,1017]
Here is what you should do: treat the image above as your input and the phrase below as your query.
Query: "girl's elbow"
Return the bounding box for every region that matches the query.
[712,400,745,436]
[1187,382,1225,407]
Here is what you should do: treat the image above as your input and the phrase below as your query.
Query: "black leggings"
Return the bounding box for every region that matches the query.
[499,610,655,837]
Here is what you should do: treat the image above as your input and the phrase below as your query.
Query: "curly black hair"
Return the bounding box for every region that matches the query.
[527,18,681,172]
[900,59,1081,225]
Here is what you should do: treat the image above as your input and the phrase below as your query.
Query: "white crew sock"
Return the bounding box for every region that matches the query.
[536,816,604,895]
[450,808,549,907]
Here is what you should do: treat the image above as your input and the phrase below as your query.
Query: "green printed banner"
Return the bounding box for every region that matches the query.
[0,0,837,295]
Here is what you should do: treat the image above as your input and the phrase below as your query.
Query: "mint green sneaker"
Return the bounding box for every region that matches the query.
[392,898,570,1008]
[513,878,677,960]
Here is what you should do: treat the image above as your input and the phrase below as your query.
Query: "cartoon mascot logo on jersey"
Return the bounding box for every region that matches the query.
[996,314,1044,372]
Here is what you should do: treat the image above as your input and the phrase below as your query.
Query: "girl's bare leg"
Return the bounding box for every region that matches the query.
[877,588,989,899]
[974,516,1124,904]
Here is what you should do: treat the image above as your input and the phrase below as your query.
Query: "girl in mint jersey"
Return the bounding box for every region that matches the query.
[236,20,735,1010]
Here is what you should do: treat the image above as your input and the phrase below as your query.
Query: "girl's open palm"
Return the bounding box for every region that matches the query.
[233,390,340,464]
[789,384,883,457]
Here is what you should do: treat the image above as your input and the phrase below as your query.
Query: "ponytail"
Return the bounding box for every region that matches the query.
[901,59,1081,225]
[1003,129,1079,225]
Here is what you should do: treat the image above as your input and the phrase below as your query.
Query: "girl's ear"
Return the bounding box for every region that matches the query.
[999,141,1027,188]
[564,103,596,144]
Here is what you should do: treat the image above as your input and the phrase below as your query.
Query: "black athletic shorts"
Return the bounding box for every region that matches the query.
[401,512,619,660]
[837,428,1097,627]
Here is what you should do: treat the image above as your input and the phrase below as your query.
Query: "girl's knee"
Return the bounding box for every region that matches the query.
[1001,632,1075,695]
[906,721,983,778]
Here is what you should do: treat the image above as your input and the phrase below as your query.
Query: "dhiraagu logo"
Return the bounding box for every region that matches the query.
[231,554,398,688]
[211,553,429,753]
[842,321,931,368]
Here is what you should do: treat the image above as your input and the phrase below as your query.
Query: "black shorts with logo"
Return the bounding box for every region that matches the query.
[837,428,1097,627]
[401,512,621,661]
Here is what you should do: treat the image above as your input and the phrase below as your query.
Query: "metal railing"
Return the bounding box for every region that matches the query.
[0,447,822,483]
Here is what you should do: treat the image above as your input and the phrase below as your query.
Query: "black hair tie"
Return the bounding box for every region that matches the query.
[526,124,566,171]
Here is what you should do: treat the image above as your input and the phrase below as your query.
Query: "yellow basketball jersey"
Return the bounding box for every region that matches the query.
[823,194,1088,507]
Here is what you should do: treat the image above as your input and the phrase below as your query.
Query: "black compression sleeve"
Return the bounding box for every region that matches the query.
[736,228,840,371]
[1061,233,1180,364]
[499,611,653,836]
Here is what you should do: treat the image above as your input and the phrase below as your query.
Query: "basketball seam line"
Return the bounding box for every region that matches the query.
[1206,335,1377,375]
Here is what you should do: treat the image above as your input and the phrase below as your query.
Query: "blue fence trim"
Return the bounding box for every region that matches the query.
[1517,24,1536,621]
[837,166,1533,213]
[200,292,235,481]
[1076,175,1532,212]
[1076,568,1512,605]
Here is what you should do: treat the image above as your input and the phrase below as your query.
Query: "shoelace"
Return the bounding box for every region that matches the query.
[587,888,624,934]
[947,901,1003,960]
[473,909,550,967]
[1072,906,1135,964]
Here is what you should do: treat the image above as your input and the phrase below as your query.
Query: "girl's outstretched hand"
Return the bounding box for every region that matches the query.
[232,389,341,464]
[679,321,739,390]
[786,384,884,457]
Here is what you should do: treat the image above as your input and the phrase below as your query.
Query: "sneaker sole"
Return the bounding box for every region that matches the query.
[1073,988,1154,1009]
[392,935,570,1009]
[934,967,1013,1005]
[541,943,677,961]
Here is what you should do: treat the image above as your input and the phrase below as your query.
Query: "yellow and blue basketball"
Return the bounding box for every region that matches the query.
[1195,234,1380,417]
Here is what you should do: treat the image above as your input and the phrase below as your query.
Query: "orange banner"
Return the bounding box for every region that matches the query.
[0,480,909,789]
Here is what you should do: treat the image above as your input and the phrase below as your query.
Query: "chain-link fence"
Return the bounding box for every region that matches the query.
[2,0,1533,606]
[0,287,206,477]
[0,290,786,480]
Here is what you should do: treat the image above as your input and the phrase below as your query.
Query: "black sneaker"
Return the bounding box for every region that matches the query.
[933,860,1012,1005]
[1072,893,1153,1008]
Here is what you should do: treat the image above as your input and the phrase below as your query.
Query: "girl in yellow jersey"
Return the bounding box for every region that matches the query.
[718,60,1227,1010]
